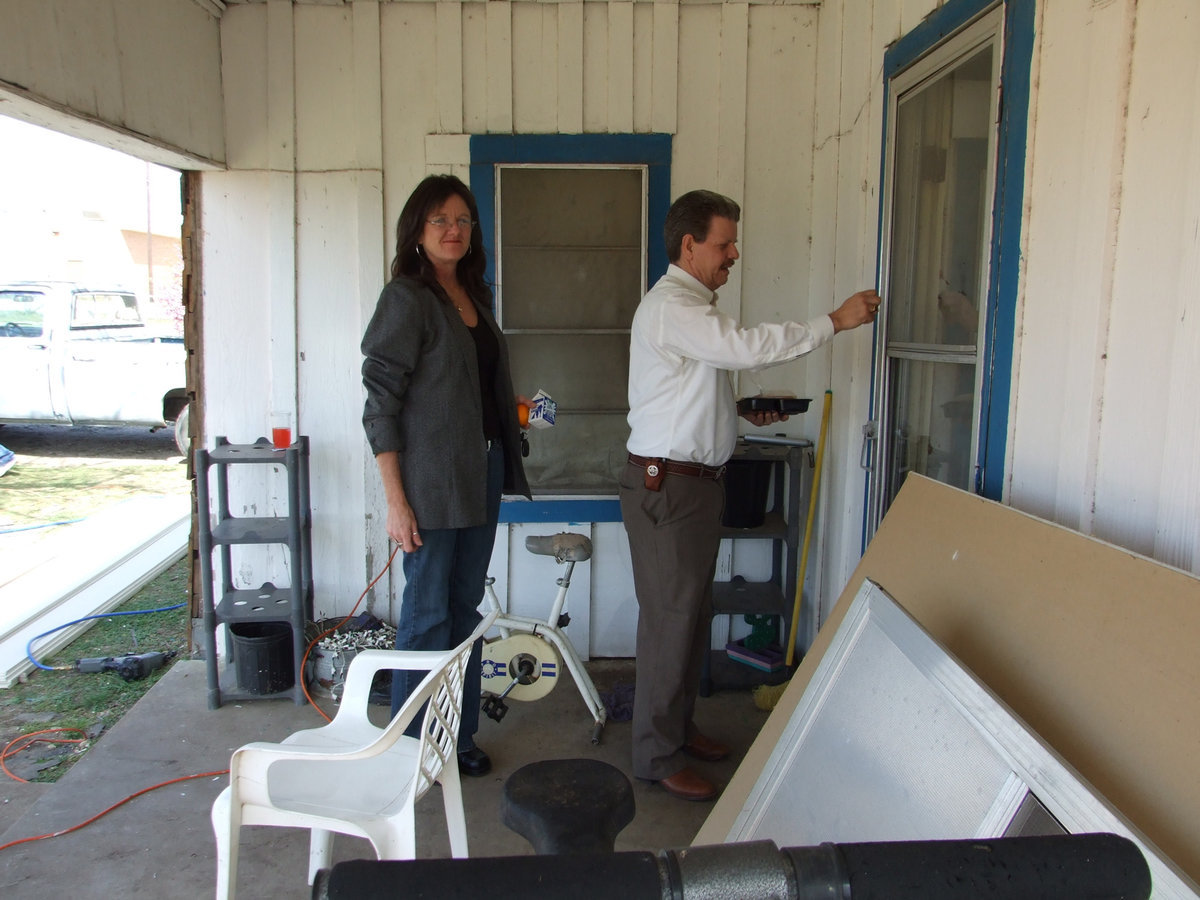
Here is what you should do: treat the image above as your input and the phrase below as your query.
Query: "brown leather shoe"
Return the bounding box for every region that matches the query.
[658,768,718,801]
[683,732,730,762]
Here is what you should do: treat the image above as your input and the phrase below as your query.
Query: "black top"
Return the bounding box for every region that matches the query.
[468,318,502,441]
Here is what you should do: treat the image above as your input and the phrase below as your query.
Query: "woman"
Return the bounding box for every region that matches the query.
[361,174,530,777]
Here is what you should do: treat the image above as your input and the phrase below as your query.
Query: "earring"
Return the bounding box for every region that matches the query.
[466,244,472,256]
[415,245,424,258]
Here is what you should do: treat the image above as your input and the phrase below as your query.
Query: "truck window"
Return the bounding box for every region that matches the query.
[0,290,45,338]
[71,292,142,329]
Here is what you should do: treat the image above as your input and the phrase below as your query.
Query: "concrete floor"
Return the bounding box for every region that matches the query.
[0,657,771,899]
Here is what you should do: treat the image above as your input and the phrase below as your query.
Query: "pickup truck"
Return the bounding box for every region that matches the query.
[0,281,189,452]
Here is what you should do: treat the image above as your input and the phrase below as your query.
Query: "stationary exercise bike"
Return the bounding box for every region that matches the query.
[480,532,608,744]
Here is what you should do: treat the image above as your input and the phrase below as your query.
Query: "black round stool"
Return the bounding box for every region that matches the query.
[501,758,635,855]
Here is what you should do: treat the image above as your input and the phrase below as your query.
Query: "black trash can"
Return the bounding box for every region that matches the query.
[230,621,294,694]
[721,458,771,528]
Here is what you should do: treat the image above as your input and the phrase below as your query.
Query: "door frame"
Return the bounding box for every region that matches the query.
[865,0,1034,544]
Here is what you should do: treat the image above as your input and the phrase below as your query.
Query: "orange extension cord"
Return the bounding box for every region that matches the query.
[0,543,401,852]
[301,543,400,722]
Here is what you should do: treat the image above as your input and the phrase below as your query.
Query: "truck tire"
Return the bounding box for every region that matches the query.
[174,405,191,456]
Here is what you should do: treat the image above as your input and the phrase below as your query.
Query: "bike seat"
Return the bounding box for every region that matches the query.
[525,532,593,563]
[502,758,633,854]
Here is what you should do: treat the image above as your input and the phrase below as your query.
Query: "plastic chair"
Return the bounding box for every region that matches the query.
[210,610,498,900]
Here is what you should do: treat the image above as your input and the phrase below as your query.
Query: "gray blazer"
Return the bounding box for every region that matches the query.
[361,276,530,530]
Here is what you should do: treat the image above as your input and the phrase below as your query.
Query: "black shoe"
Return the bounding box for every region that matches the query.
[457,746,492,777]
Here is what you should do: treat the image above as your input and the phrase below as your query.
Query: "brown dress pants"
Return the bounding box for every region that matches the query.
[618,461,724,781]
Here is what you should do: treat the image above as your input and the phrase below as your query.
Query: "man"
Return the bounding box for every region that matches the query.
[619,190,880,801]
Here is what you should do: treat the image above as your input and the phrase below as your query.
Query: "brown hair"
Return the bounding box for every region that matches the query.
[663,190,741,262]
[390,174,489,303]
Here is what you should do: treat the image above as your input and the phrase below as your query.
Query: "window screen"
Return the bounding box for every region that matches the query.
[497,166,646,494]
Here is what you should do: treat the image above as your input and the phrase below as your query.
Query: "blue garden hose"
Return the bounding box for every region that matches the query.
[26,603,187,671]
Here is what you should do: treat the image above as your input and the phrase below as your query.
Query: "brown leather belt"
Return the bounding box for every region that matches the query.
[627,453,726,480]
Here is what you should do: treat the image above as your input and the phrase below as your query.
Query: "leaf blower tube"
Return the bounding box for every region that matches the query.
[312,833,1150,900]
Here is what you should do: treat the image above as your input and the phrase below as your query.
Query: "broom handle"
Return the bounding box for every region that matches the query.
[785,390,831,667]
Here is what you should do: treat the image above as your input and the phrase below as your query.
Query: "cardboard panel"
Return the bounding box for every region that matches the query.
[700,475,1200,884]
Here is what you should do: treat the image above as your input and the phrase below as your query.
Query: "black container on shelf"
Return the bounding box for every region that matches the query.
[230,621,294,695]
[721,458,772,528]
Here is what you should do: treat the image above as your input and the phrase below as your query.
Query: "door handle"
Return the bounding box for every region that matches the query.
[859,421,877,470]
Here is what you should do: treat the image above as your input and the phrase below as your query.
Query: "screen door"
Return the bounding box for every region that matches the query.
[869,9,1003,531]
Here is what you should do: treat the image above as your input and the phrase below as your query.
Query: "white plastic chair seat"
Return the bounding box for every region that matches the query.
[211,610,497,900]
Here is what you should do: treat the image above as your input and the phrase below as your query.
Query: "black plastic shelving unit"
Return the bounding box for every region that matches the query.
[195,435,313,708]
[701,439,812,695]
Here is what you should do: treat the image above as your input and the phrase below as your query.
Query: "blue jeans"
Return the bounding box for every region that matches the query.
[390,442,504,749]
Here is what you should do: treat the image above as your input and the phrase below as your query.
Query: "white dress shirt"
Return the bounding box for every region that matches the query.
[626,264,834,466]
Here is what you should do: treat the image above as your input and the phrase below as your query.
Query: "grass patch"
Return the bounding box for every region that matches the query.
[0,459,187,529]
[0,557,190,782]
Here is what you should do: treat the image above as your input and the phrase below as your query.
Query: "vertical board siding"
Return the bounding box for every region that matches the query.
[651,1,680,134]
[110,0,222,157]
[297,172,381,612]
[266,0,296,173]
[716,1,749,202]
[199,0,1200,646]
[436,1,465,134]
[0,0,224,164]
[201,173,275,435]
[674,7,723,199]
[557,2,585,132]
[221,5,270,169]
[486,1,515,133]
[632,2,654,132]
[295,6,357,172]
[353,2,383,171]
[809,0,853,618]
[380,4,439,219]
[1008,0,1131,533]
[512,2,558,133]
[1092,0,1200,571]
[1011,0,1200,577]
[814,0,906,622]
[262,1,300,425]
[741,5,820,397]
[200,171,294,586]
[461,3,488,133]
[351,3,388,607]
[607,2,635,133]
[582,2,610,132]
[591,522,639,656]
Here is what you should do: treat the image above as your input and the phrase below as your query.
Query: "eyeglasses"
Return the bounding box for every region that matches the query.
[426,216,475,230]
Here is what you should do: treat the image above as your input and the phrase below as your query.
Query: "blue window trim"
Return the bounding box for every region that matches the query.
[499,499,623,524]
[866,0,1032,546]
[981,0,1034,501]
[470,133,672,525]
[469,133,672,305]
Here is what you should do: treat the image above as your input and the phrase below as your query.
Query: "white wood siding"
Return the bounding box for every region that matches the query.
[800,0,895,617]
[5,0,1198,881]
[0,0,224,167]
[207,1,832,647]
[1010,0,1200,574]
[204,0,1200,652]
[11,0,1198,656]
